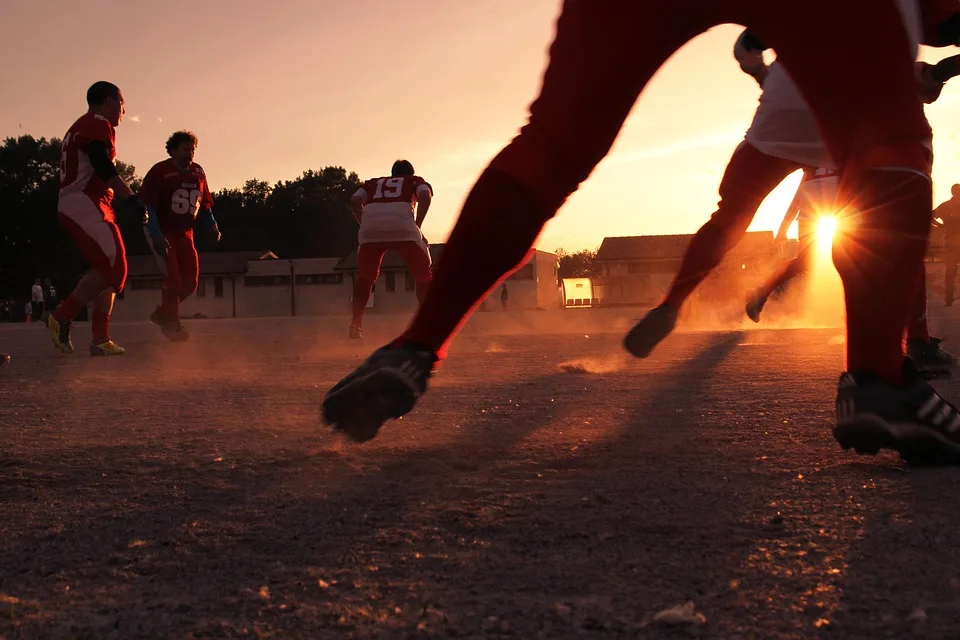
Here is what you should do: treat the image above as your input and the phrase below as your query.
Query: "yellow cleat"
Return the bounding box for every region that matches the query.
[90,340,126,356]
[47,314,74,355]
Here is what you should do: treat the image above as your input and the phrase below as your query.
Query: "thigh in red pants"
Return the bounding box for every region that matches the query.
[159,232,199,322]
[398,0,931,385]
[352,240,433,326]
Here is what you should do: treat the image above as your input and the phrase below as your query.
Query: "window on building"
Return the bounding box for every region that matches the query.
[214,277,224,297]
[244,275,292,287]
[294,274,345,285]
[197,278,206,297]
[385,271,396,292]
[405,270,415,291]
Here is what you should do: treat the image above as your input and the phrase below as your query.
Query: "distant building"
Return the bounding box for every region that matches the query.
[334,244,562,313]
[593,231,781,306]
[114,251,280,321]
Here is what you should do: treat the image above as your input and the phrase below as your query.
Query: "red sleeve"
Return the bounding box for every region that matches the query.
[195,164,215,210]
[74,115,115,155]
[139,163,164,209]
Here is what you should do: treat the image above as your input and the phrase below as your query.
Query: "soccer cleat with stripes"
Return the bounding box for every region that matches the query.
[745,289,767,324]
[90,340,126,356]
[47,314,74,354]
[834,359,960,464]
[322,342,438,443]
[623,303,678,358]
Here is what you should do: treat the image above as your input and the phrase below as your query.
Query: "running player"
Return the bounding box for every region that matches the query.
[323,1,960,464]
[139,131,219,341]
[47,81,164,356]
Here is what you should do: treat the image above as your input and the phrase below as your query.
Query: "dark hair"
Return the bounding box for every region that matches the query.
[86,81,120,107]
[391,159,415,177]
[166,130,199,156]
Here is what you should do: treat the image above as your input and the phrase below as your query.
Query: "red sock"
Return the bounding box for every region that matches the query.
[351,278,374,326]
[92,311,110,344]
[160,289,180,323]
[52,294,82,322]
[833,169,932,385]
[905,269,930,342]
[400,169,554,355]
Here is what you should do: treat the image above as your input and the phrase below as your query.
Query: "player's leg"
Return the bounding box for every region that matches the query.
[165,235,198,341]
[155,235,184,330]
[752,3,960,461]
[394,238,433,304]
[905,267,958,375]
[322,0,716,441]
[626,142,802,353]
[350,243,386,338]
[747,215,817,322]
[50,197,126,355]
[89,220,127,356]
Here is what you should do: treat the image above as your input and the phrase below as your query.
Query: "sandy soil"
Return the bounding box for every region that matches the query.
[3,304,960,639]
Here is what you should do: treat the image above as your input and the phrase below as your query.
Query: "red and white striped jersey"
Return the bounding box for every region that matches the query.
[354,175,432,244]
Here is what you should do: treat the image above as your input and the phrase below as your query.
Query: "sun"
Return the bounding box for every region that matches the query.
[815,215,837,253]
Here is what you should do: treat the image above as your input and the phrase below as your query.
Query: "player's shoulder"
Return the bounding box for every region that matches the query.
[147,158,172,173]
[412,175,432,191]
[190,162,207,177]
[69,112,114,142]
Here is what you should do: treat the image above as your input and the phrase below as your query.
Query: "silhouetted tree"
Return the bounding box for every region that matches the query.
[555,248,600,278]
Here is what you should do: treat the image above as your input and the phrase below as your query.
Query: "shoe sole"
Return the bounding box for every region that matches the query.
[834,416,960,465]
[623,321,673,359]
[322,369,420,443]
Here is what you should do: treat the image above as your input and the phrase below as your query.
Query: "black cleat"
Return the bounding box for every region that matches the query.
[623,303,678,358]
[322,342,438,443]
[745,289,767,324]
[834,360,960,464]
[906,337,957,378]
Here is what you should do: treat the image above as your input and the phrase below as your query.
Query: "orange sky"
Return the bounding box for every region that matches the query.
[3,1,960,252]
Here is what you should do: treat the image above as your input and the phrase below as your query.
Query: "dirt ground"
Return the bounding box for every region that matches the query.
[4,305,960,639]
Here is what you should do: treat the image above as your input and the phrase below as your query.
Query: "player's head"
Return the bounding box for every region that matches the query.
[166,130,198,166]
[953,184,960,198]
[391,159,415,177]
[86,81,124,127]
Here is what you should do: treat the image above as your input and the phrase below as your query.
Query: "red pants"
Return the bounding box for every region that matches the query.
[352,240,432,326]
[400,0,934,383]
[161,232,199,299]
[58,193,127,293]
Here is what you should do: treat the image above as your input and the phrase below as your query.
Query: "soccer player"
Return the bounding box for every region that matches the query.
[324,0,960,461]
[139,131,219,342]
[348,159,433,339]
[47,81,164,356]
[744,55,960,376]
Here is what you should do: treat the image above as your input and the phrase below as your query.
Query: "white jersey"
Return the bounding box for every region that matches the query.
[741,0,927,170]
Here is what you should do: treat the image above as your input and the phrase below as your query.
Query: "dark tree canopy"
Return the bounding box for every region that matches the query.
[555,248,600,278]
[0,134,363,301]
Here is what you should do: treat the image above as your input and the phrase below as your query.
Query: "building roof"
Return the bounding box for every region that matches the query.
[595,231,775,262]
[334,244,448,271]
[127,250,277,278]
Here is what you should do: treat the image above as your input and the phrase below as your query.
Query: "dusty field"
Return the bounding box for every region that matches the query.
[4,305,960,639]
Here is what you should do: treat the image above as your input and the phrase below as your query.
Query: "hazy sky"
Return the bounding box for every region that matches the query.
[3,1,960,251]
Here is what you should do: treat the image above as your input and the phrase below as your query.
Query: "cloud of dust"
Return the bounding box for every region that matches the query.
[557,355,627,374]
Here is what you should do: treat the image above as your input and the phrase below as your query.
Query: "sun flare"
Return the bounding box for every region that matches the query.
[815,215,837,254]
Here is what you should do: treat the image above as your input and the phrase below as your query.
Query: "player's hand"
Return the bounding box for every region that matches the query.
[121,195,149,225]
[208,224,222,244]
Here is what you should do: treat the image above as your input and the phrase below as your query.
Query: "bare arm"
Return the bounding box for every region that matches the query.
[415,190,431,227]
[351,194,364,224]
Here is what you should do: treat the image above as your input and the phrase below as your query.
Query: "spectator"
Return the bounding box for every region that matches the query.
[935,185,960,306]
[500,284,509,310]
[30,279,44,321]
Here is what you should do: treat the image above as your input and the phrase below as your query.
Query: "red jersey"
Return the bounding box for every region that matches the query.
[59,112,117,209]
[354,175,432,244]
[139,159,215,235]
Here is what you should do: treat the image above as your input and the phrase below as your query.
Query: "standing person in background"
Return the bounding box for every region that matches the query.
[30,279,44,321]
[934,184,960,306]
